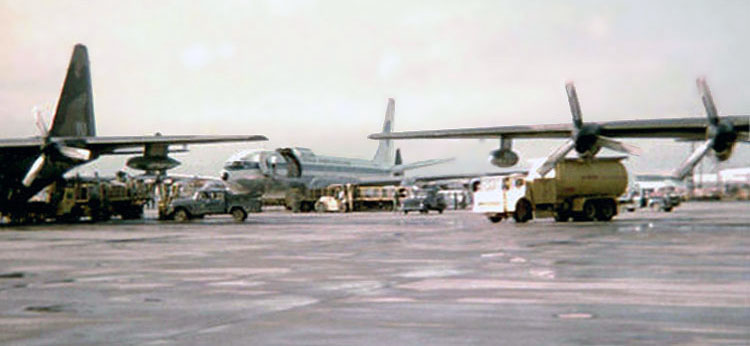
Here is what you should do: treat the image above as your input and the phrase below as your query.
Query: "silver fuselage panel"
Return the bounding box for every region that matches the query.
[221,148,393,198]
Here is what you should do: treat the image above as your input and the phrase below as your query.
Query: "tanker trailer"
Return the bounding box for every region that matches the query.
[473,157,628,223]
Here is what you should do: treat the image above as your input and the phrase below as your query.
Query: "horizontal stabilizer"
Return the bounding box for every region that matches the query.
[391,157,454,174]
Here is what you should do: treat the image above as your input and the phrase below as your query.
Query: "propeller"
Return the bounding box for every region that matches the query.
[21,107,91,187]
[672,78,738,180]
[537,82,641,177]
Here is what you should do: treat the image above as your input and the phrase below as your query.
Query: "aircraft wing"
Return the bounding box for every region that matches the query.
[370,123,572,139]
[82,134,268,154]
[597,116,749,139]
[0,138,44,148]
[369,115,749,141]
[0,134,266,153]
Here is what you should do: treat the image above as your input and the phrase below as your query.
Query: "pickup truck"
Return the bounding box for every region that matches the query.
[163,187,262,222]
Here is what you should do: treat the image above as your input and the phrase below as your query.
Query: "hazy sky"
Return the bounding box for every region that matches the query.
[1,0,748,177]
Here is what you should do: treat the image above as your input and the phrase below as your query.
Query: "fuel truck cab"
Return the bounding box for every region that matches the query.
[473,157,628,223]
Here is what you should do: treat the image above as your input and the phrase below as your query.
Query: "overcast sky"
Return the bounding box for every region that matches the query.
[1,0,748,177]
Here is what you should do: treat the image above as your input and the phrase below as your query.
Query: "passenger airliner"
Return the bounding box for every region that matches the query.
[220,99,451,211]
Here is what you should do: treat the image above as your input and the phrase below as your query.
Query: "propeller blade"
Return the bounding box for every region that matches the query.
[597,136,642,156]
[696,78,719,126]
[33,106,49,137]
[22,155,46,187]
[537,138,576,177]
[57,145,91,161]
[672,138,714,180]
[565,82,583,129]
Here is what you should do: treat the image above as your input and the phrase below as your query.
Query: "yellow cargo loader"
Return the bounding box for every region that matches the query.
[473,158,628,223]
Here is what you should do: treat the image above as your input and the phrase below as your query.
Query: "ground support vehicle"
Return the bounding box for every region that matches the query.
[621,186,681,213]
[647,194,680,212]
[161,187,261,222]
[401,187,447,214]
[11,175,151,224]
[312,184,398,213]
[473,158,628,223]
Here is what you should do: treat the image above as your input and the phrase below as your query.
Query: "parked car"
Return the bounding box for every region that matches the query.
[401,187,447,214]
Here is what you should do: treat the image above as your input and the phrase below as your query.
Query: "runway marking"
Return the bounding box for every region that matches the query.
[556,313,594,319]
[510,257,527,263]
[398,267,464,278]
[529,268,556,279]
[457,298,541,304]
[206,280,265,288]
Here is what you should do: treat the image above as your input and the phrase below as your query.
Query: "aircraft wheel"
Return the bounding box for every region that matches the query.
[231,208,247,222]
[173,209,190,222]
[513,199,533,223]
[595,200,615,221]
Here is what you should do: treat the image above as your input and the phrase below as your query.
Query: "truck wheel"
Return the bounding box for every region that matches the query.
[93,210,111,222]
[595,200,615,221]
[650,201,663,211]
[286,190,304,213]
[122,207,143,220]
[663,206,673,212]
[488,214,503,223]
[581,200,597,221]
[553,211,570,222]
[173,209,190,222]
[438,208,444,214]
[314,202,326,213]
[231,208,247,222]
[420,209,428,214]
[513,199,532,223]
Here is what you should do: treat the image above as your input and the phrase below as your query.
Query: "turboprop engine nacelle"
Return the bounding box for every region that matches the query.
[126,155,180,171]
[489,149,519,167]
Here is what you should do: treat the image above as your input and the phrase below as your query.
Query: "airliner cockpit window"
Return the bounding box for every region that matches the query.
[224,161,261,170]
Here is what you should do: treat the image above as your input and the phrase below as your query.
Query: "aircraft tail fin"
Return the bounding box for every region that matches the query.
[49,44,96,137]
[372,98,395,165]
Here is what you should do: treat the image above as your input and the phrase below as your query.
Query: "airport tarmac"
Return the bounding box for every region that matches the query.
[0,201,748,345]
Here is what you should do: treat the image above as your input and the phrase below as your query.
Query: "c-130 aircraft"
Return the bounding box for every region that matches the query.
[0,44,267,221]
[369,79,749,180]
